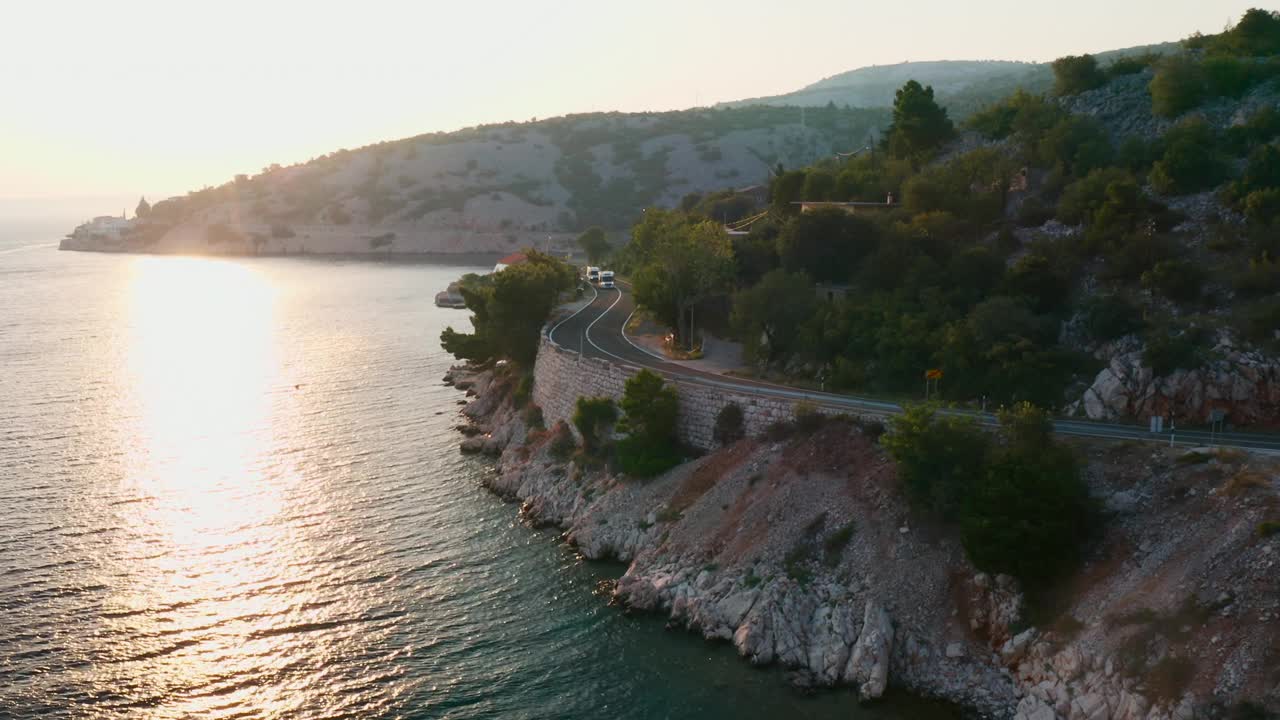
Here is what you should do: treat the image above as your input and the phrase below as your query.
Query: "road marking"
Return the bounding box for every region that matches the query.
[579,284,1280,452]
[585,288,633,364]
[548,282,599,349]
[619,306,670,361]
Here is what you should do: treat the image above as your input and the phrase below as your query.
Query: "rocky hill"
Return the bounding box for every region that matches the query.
[719,44,1177,118]
[61,106,885,256]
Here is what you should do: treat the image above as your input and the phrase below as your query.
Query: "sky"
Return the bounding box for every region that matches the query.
[1,0,1270,212]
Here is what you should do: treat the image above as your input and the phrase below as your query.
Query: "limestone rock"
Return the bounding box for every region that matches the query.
[843,600,894,699]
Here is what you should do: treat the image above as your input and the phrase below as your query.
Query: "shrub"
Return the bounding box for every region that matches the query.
[573,396,617,454]
[1051,54,1107,96]
[822,522,857,566]
[1259,521,1280,538]
[960,406,1094,587]
[1241,298,1280,345]
[548,421,576,460]
[1149,56,1207,118]
[615,370,682,478]
[1228,145,1280,208]
[713,403,745,446]
[793,400,826,433]
[1149,119,1226,195]
[1203,56,1255,98]
[513,374,533,408]
[1244,188,1280,227]
[619,370,678,443]
[1142,326,1205,376]
[1081,293,1144,341]
[1225,107,1280,154]
[523,404,544,430]
[1234,253,1280,298]
[1016,197,1055,227]
[1057,167,1133,225]
[1141,259,1205,302]
[614,435,682,478]
[884,403,1095,588]
[1103,232,1177,283]
[1106,53,1159,77]
[882,405,990,517]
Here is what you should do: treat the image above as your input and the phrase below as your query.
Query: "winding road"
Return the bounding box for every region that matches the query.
[549,281,1280,453]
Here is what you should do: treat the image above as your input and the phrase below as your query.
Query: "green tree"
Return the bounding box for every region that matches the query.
[630,213,735,349]
[441,251,576,366]
[801,169,837,201]
[776,207,879,283]
[616,370,682,477]
[961,404,1094,588]
[1149,55,1208,118]
[1245,188,1280,227]
[731,217,781,285]
[1141,259,1205,302]
[885,80,955,164]
[731,269,816,367]
[576,226,611,265]
[1149,119,1226,195]
[1051,54,1107,96]
[882,405,990,517]
[573,397,618,454]
[770,170,807,216]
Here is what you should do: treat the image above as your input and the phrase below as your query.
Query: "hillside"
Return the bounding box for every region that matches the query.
[601,9,1280,429]
[719,43,1178,118]
[61,106,885,256]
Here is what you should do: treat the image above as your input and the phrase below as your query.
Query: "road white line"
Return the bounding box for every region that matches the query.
[583,284,1280,451]
[584,288,632,364]
[619,306,670,361]
[547,282,599,349]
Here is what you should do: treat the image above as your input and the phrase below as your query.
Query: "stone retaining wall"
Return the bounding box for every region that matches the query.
[532,335,838,450]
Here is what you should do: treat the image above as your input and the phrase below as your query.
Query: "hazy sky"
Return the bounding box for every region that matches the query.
[1,1,1268,205]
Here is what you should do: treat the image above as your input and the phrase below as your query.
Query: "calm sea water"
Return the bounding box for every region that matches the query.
[0,225,955,719]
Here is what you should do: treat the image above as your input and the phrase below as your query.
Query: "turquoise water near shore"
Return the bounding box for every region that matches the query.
[0,227,957,719]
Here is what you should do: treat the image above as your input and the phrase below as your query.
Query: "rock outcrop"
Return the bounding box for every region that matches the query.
[1074,347,1280,426]
[452,361,1280,719]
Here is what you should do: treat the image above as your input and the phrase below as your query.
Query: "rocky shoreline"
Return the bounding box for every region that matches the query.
[447,363,1280,720]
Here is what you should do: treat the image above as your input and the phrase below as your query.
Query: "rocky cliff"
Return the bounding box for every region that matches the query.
[449,362,1280,720]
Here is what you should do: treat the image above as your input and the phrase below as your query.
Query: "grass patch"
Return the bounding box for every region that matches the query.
[1224,469,1270,495]
[1259,520,1280,538]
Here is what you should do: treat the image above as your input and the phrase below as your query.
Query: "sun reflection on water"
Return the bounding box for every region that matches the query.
[104,256,318,716]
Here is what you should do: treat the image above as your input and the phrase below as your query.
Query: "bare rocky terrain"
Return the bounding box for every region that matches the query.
[450,363,1280,720]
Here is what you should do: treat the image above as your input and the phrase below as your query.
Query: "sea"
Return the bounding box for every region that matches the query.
[0,217,956,719]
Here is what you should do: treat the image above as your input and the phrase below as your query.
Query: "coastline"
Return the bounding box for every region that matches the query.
[58,245,511,266]
[448,359,1280,720]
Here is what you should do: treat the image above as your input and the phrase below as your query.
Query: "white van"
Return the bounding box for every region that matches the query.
[599,270,615,289]
[586,266,601,284]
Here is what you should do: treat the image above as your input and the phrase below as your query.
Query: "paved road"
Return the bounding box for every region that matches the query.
[550,281,1280,453]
